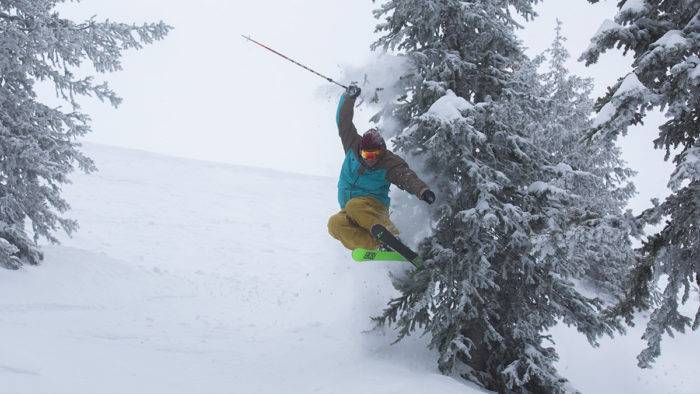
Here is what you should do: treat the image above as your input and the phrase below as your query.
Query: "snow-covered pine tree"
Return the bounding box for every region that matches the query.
[0,1,170,269]
[580,0,700,367]
[369,2,622,392]
[530,21,638,297]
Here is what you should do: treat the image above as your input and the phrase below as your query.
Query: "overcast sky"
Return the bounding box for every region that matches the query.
[55,0,673,215]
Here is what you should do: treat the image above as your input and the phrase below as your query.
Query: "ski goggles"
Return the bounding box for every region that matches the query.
[360,149,382,160]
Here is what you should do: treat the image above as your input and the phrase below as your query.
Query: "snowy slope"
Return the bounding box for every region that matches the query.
[1,144,697,393]
[0,144,476,394]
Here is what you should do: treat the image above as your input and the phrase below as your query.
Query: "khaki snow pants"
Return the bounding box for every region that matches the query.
[327,196,399,250]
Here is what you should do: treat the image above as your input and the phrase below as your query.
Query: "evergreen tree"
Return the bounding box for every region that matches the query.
[532,21,638,296]
[581,0,700,367]
[0,1,170,269]
[369,2,623,392]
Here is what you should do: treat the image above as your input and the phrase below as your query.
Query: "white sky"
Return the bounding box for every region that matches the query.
[56,0,673,215]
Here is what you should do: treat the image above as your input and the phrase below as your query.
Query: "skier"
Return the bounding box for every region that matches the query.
[328,85,435,251]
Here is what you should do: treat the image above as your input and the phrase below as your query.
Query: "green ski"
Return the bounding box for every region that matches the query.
[352,248,407,263]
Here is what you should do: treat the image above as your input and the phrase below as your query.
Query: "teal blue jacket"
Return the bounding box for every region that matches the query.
[335,94,428,209]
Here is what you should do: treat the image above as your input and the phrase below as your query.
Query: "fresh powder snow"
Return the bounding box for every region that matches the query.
[0,144,697,393]
[422,89,473,123]
[591,101,617,129]
[591,73,649,128]
[653,30,688,49]
[615,73,647,96]
[619,0,647,15]
[0,144,477,394]
[685,55,700,83]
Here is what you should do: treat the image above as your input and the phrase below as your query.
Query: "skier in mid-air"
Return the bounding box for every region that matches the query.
[328,85,435,251]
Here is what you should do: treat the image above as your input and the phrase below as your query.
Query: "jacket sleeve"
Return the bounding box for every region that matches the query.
[384,152,430,198]
[336,94,361,153]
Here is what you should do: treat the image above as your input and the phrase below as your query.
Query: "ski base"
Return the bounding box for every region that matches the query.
[352,248,407,263]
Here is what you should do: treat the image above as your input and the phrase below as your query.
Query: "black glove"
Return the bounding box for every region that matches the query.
[421,189,436,205]
[345,84,361,99]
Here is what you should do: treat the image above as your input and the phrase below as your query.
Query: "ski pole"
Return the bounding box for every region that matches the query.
[241,35,348,89]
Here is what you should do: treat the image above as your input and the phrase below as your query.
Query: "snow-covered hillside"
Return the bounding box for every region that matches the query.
[1,144,697,393]
[0,144,475,394]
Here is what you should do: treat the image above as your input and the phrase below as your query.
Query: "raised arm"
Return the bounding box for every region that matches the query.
[336,86,362,153]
